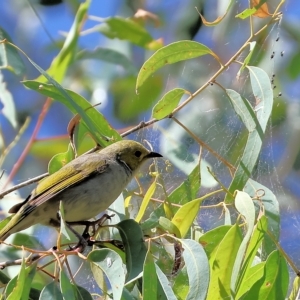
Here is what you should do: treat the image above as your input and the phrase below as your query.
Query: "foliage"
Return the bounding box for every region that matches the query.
[0,0,297,299]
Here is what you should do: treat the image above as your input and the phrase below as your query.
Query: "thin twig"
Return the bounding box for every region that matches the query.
[0,173,48,199]
[1,98,52,191]
[172,116,236,172]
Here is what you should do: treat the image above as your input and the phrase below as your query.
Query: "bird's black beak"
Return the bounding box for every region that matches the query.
[146,151,163,158]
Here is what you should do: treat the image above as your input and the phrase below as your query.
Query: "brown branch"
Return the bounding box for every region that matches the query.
[1,98,52,191]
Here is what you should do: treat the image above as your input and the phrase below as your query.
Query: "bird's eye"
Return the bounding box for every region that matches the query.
[135,150,142,157]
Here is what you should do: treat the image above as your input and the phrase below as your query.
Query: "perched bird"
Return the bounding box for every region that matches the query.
[0,140,162,241]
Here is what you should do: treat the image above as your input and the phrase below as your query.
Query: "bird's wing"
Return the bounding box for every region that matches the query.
[9,154,109,215]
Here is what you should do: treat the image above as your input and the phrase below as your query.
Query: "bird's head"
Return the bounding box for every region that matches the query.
[101,140,162,172]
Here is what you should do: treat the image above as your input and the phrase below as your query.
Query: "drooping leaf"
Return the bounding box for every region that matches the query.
[135,179,157,223]
[198,0,235,26]
[88,249,125,300]
[0,28,25,76]
[143,251,158,299]
[115,219,147,282]
[244,179,280,256]
[60,270,76,300]
[23,81,121,147]
[180,239,210,300]
[35,0,90,83]
[231,191,256,293]
[225,67,273,202]
[0,72,17,128]
[235,215,268,298]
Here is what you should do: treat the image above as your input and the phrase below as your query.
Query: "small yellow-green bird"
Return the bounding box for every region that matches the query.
[0,140,162,241]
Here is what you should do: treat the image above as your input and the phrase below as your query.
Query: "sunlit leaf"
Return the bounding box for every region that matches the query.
[199,225,231,260]
[235,215,268,298]
[289,276,300,300]
[152,88,188,120]
[48,143,75,174]
[206,224,243,299]
[136,40,220,90]
[159,217,181,238]
[135,179,157,223]
[235,0,271,19]
[171,197,204,238]
[35,0,89,83]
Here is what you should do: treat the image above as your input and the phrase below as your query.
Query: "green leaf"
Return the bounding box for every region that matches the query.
[180,239,209,300]
[48,143,75,174]
[110,75,163,123]
[158,217,181,238]
[235,7,258,19]
[237,42,256,76]
[60,270,76,300]
[152,88,188,120]
[289,276,300,300]
[77,48,137,75]
[199,225,231,260]
[168,162,201,207]
[143,251,158,299]
[244,250,289,299]
[136,40,220,90]
[226,89,258,132]
[40,281,63,300]
[74,285,93,300]
[88,249,125,300]
[225,67,273,202]
[173,266,189,300]
[235,216,268,298]
[0,72,17,128]
[115,219,147,282]
[244,179,280,256]
[135,179,157,223]
[236,262,265,300]
[36,0,89,83]
[97,17,162,50]
[171,197,204,238]
[23,81,121,147]
[0,27,26,76]
[231,191,256,293]
[206,224,243,300]
[6,259,37,300]
[155,264,177,300]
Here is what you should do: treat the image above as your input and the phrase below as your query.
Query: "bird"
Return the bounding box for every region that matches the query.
[0,140,162,242]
